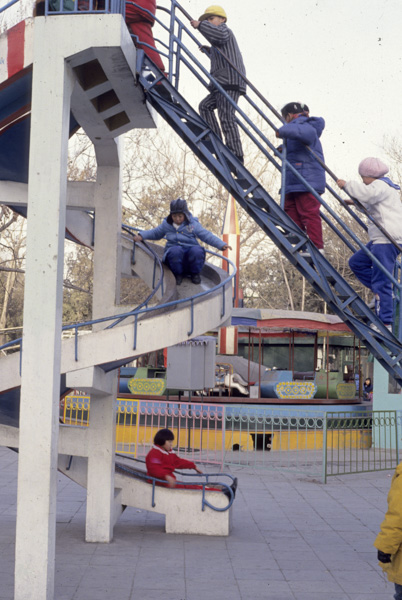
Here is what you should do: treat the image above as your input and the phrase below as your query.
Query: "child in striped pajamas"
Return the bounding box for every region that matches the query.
[191,5,247,164]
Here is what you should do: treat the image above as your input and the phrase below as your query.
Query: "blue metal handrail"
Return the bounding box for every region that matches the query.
[0,237,236,362]
[0,0,20,14]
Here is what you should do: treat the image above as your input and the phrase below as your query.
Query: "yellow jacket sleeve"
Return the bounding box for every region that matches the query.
[375,464,402,555]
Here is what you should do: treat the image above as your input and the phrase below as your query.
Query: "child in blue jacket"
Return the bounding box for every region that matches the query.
[276,102,326,254]
[133,198,230,285]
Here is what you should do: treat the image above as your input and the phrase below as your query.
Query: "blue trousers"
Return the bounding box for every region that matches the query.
[349,242,399,324]
[164,245,206,277]
[395,583,402,600]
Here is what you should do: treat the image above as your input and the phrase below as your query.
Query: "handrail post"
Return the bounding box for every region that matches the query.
[133,314,138,350]
[322,413,328,484]
[280,141,287,210]
[74,327,79,361]
[187,298,194,336]
[221,284,225,318]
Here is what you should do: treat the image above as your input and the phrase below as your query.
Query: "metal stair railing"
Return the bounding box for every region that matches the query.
[0,235,236,369]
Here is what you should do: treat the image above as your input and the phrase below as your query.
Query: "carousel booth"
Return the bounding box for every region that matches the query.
[216,308,372,404]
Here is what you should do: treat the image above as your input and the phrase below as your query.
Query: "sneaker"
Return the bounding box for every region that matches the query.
[191,274,201,284]
[175,275,183,285]
[300,249,325,258]
[370,323,392,333]
[223,477,238,501]
[367,294,379,309]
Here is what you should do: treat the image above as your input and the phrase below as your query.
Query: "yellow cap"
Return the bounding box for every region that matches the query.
[199,5,227,22]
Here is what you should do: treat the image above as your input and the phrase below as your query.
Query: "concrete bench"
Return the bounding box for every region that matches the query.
[115,462,233,536]
[58,454,233,536]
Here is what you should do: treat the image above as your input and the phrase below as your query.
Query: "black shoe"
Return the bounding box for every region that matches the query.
[175,275,183,285]
[156,85,172,102]
[223,477,238,500]
[191,274,201,284]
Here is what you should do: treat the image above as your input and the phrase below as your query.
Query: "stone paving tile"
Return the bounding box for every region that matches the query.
[0,587,13,600]
[241,593,295,600]
[129,591,186,600]
[288,579,346,594]
[292,594,349,600]
[349,594,394,600]
[185,581,242,600]
[73,588,132,600]
[280,568,338,582]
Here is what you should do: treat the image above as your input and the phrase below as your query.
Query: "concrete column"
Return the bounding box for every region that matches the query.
[84,141,122,542]
[14,21,74,600]
[85,372,118,542]
[92,141,122,321]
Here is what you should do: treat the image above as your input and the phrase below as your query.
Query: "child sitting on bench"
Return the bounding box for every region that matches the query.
[146,428,237,498]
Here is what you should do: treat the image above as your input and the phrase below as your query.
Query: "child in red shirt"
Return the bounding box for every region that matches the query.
[146,428,203,487]
[146,428,237,498]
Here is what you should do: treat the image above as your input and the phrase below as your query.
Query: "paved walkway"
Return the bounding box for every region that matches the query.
[0,446,396,600]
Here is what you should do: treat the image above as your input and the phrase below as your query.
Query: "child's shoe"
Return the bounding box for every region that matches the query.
[223,477,238,500]
[367,294,379,309]
[175,275,183,285]
[191,274,201,284]
[370,323,392,333]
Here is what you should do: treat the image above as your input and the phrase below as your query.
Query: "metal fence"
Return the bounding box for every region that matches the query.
[61,396,402,482]
[62,394,90,426]
[323,410,400,482]
[223,407,325,480]
[116,398,225,465]
[62,395,226,465]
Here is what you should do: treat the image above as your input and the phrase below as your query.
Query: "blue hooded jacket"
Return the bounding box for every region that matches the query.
[139,212,226,262]
[277,115,326,195]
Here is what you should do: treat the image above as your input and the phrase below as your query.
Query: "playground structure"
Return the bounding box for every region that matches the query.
[0,1,402,599]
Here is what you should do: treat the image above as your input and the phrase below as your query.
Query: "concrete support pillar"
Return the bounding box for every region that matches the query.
[84,141,122,542]
[14,20,74,600]
[92,141,122,320]
[85,372,118,542]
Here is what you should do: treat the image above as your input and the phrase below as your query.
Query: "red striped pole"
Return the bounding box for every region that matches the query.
[218,195,240,355]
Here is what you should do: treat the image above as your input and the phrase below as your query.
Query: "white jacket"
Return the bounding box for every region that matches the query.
[344,179,402,244]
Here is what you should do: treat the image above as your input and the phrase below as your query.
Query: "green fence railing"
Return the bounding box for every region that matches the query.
[223,407,325,480]
[323,410,400,483]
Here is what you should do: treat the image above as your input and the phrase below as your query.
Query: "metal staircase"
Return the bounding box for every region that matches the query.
[130,0,402,385]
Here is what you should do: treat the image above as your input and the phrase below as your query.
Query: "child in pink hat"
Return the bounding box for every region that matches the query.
[337,158,402,330]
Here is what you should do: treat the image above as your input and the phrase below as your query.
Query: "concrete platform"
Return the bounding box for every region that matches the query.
[0,446,395,600]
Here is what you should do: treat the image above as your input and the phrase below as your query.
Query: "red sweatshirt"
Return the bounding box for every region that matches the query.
[125,0,156,25]
[146,445,196,482]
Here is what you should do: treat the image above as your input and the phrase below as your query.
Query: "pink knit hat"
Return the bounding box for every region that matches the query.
[358,157,389,178]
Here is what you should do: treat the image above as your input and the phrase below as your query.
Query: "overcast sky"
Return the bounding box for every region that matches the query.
[170,0,401,181]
